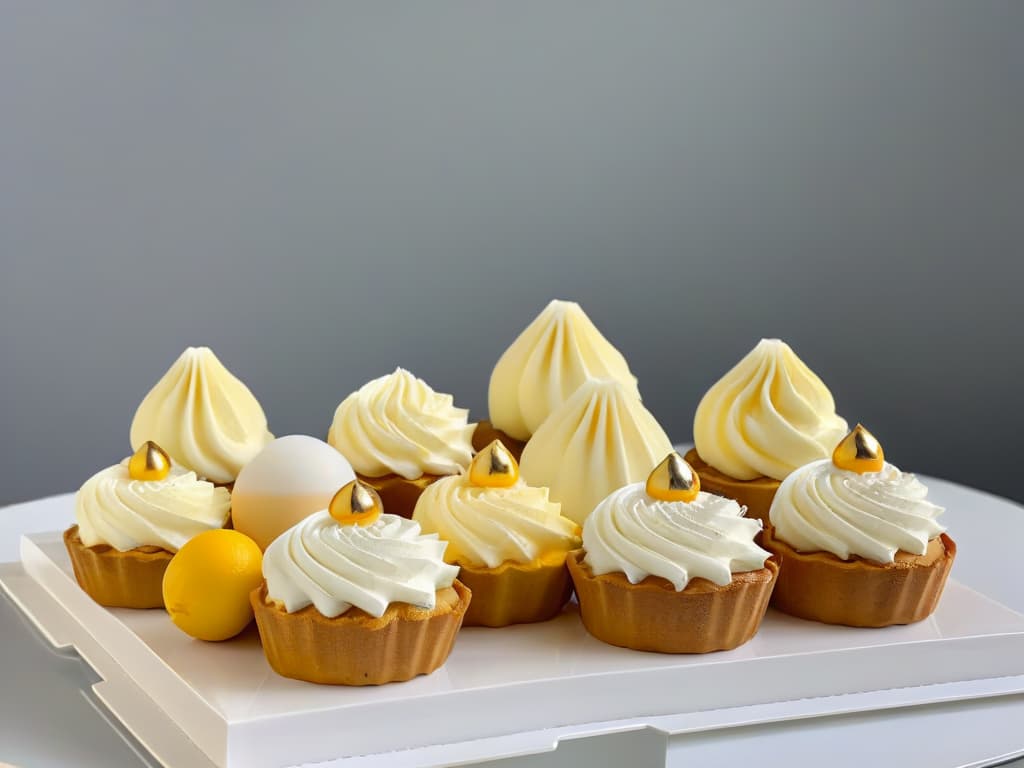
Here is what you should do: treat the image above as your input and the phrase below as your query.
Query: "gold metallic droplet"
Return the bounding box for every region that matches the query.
[329,480,383,526]
[128,441,172,481]
[468,440,519,488]
[646,452,700,502]
[832,424,885,474]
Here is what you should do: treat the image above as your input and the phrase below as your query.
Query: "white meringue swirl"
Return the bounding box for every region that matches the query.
[413,474,580,569]
[583,483,770,589]
[263,510,460,618]
[769,459,946,563]
[75,459,231,552]
[328,368,475,480]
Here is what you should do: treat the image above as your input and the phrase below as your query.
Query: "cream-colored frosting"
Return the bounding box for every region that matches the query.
[489,300,640,441]
[693,339,847,482]
[413,474,580,569]
[584,483,770,589]
[519,379,673,524]
[75,459,231,552]
[769,459,946,563]
[130,347,273,484]
[327,368,475,480]
[263,510,459,618]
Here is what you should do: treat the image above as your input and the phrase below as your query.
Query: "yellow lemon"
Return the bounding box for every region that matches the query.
[162,529,263,642]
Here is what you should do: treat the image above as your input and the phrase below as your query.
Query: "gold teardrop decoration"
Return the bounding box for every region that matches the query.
[468,440,519,488]
[128,441,172,481]
[645,452,700,502]
[832,424,885,474]
[329,480,383,526]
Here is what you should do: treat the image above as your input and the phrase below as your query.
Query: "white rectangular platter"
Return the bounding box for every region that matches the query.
[15,529,1024,768]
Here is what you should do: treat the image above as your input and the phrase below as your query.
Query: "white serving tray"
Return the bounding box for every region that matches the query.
[11,523,1024,768]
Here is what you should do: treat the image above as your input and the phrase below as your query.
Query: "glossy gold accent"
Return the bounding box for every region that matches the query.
[468,440,520,488]
[128,441,172,481]
[329,480,383,526]
[832,424,885,474]
[646,452,700,502]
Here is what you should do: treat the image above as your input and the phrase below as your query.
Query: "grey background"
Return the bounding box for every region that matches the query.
[2,0,1022,508]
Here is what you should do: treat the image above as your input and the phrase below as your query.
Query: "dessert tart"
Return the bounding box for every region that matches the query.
[251,480,470,685]
[520,379,672,524]
[130,346,273,486]
[688,339,847,523]
[66,441,231,608]
[567,453,777,653]
[327,368,475,519]
[477,299,640,459]
[413,440,580,627]
[764,424,955,627]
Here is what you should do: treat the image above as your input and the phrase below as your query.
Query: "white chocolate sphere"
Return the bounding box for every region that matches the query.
[231,435,355,550]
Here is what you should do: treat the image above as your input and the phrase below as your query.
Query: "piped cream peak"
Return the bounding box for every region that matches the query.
[130,347,273,483]
[693,339,847,481]
[520,379,672,524]
[488,300,639,441]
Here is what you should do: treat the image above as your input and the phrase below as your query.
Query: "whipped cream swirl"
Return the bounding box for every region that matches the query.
[76,460,231,552]
[263,510,460,618]
[583,483,770,589]
[489,300,640,441]
[520,379,673,524]
[413,475,580,569]
[130,347,274,484]
[328,368,475,480]
[693,339,847,481]
[769,459,946,563]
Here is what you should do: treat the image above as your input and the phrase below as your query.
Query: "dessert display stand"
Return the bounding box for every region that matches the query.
[2,455,1024,768]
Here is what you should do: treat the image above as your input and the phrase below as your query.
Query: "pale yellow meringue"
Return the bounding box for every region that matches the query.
[519,379,673,524]
[130,347,273,484]
[489,300,639,441]
[327,368,475,480]
[693,339,847,482]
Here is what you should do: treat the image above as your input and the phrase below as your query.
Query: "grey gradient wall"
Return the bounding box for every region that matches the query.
[2,1,1022,506]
